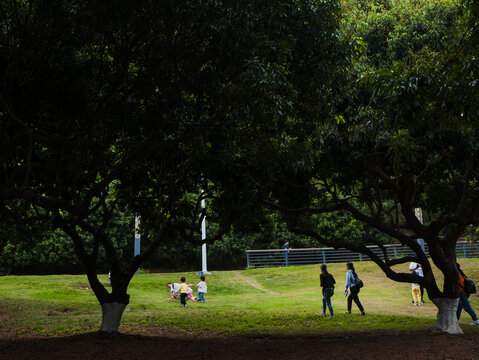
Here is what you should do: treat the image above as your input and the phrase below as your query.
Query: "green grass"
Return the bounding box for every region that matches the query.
[2,259,479,337]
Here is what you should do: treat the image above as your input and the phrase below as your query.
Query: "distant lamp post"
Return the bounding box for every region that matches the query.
[200,193,210,275]
[134,216,141,274]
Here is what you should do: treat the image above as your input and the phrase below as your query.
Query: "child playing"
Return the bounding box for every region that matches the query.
[196,275,207,303]
[186,284,196,302]
[166,282,180,299]
[178,277,189,307]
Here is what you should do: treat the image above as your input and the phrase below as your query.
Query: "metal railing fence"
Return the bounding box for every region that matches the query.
[245,241,479,268]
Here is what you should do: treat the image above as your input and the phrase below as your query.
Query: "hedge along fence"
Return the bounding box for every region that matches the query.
[245,241,479,268]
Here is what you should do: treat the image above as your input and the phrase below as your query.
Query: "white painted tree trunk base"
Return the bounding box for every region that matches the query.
[99,302,127,333]
[430,298,463,334]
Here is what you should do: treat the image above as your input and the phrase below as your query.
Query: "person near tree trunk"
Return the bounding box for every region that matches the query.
[456,263,479,326]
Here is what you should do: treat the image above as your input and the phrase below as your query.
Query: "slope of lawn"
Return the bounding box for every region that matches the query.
[1,259,479,337]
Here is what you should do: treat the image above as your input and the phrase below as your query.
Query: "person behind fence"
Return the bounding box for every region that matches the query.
[320,264,335,319]
[179,277,189,308]
[282,240,290,265]
[196,275,207,303]
[344,262,365,315]
[409,262,425,304]
[456,263,479,325]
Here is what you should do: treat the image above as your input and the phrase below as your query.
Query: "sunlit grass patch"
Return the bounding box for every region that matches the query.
[1,259,479,337]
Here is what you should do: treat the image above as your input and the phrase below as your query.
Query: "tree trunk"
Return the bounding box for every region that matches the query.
[99,302,127,333]
[430,298,463,334]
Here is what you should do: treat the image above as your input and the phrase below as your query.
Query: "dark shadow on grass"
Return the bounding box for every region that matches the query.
[1,331,478,360]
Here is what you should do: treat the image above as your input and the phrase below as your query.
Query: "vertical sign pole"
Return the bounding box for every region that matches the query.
[134,216,141,275]
[201,197,208,274]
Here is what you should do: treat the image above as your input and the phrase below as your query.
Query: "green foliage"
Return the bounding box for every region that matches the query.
[2,0,477,323]
[198,0,479,306]
[342,0,460,68]
[0,207,134,275]
[1,199,372,273]
[0,4,348,327]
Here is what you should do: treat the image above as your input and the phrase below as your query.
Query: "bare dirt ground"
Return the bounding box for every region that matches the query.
[1,332,478,360]
[234,271,280,295]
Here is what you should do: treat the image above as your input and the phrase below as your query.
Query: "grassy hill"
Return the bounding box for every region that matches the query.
[1,259,479,337]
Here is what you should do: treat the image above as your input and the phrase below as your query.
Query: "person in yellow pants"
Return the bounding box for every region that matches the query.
[412,283,422,306]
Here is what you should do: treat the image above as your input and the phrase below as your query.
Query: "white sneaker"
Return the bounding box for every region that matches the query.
[418,302,423,306]
[329,315,334,319]
[321,312,325,316]
[469,320,479,325]
[414,303,418,306]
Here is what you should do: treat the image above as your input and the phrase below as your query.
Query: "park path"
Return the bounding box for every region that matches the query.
[234,272,279,295]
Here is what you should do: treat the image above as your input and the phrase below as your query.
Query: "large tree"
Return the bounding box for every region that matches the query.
[215,0,479,334]
[0,0,343,332]
[312,0,479,334]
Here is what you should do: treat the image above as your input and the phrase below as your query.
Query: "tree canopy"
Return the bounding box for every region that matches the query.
[209,0,479,334]
[0,0,344,332]
[2,0,478,335]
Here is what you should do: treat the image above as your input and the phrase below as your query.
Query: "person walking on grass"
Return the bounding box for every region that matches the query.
[409,262,425,304]
[196,275,207,303]
[411,280,422,306]
[457,263,479,325]
[320,264,335,319]
[345,262,365,315]
[179,277,189,308]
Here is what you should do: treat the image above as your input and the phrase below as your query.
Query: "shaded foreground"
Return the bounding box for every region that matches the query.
[0,332,478,360]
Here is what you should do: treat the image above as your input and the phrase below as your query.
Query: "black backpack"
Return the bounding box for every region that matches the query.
[465,279,477,294]
[354,273,364,288]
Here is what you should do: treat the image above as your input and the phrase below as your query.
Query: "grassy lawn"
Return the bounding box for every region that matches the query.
[1,259,479,338]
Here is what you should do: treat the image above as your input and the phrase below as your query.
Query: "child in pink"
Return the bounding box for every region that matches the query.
[186,285,196,302]
[167,282,195,302]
